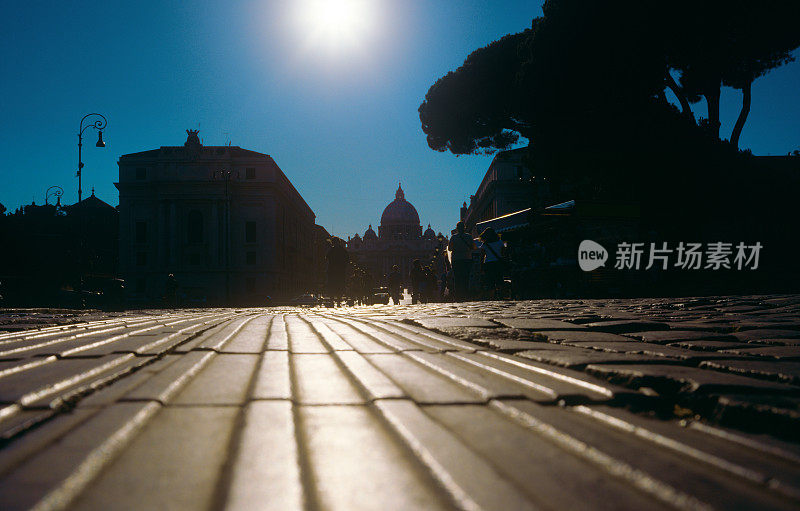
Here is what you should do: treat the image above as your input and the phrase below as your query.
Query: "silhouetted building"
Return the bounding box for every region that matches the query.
[0,192,119,306]
[347,184,445,282]
[460,147,564,235]
[116,130,315,305]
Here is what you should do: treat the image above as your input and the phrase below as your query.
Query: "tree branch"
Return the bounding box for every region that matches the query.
[730,80,751,150]
[665,72,694,121]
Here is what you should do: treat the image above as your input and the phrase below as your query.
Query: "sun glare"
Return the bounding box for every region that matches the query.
[294,0,374,52]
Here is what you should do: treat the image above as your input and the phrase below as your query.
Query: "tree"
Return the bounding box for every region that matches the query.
[418,27,534,155]
[666,0,800,146]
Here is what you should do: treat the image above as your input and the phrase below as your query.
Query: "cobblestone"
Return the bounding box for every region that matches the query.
[0,295,798,509]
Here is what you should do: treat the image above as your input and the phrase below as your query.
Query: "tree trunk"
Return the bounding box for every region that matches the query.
[730,80,752,150]
[665,72,694,120]
[705,84,721,139]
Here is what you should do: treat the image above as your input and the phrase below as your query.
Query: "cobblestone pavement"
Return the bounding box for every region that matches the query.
[0,295,798,510]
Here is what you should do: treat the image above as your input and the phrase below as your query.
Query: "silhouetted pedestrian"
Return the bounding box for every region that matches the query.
[164,273,178,307]
[479,227,505,299]
[410,259,425,304]
[326,239,350,306]
[447,221,475,301]
[388,265,402,305]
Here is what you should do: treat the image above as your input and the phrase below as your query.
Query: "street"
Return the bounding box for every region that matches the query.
[0,295,799,510]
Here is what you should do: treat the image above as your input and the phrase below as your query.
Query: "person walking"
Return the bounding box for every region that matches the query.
[388,265,403,305]
[326,238,349,306]
[447,221,475,301]
[410,259,426,304]
[478,227,505,300]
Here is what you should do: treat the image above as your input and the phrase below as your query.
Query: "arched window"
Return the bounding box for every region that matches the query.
[187,210,203,243]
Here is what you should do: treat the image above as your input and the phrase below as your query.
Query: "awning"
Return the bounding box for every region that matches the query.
[475,208,532,234]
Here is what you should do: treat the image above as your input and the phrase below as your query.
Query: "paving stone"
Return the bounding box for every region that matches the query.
[426,404,673,511]
[0,401,160,511]
[585,364,797,396]
[572,404,800,497]
[70,406,238,511]
[304,318,355,351]
[492,399,799,511]
[539,330,639,343]
[322,316,433,352]
[292,354,364,405]
[405,351,550,401]
[624,330,739,344]
[219,314,272,353]
[700,359,800,385]
[318,318,395,353]
[0,408,98,476]
[732,330,800,342]
[0,354,137,405]
[668,340,753,351]
[561,340,743,363]
[516,346,672,369]
[493,318,587,330]
[365,354,484,404]
[474,338,551,352]
[170,315,250,353]
[266,315,289,350]
[450,351,630,403]
[332,351,405,400]
[225,401,303,511]
[171,354,259,406]
[374,399,537,511]
[285,315,328,353]
[718,346,800,360]
[359,319,479,352]
[300,405,454,511]
[710,394,800,437]
[251,351,292,400]
[413,317,499,329]
[123,351,215,403]
[0,409,56,441]
[583,320,670,333]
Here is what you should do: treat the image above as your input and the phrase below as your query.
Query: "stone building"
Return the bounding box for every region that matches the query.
[347,184,445,283]
[116,130,316,305]
[460,147,564,235]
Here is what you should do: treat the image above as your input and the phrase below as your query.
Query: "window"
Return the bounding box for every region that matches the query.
[136,168,147,180]
[187,210,203,243]
[245,167,256,179]
[246,279,255,293]
[136,252,147,266]
[245,221,256,243]
[135,221,147,243]
[135,278,146,293]
[246,251,256,265]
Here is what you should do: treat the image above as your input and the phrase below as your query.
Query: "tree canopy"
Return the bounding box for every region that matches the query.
[419,0,800,157]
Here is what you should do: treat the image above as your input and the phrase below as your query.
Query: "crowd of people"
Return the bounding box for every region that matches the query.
[325,221,510,306]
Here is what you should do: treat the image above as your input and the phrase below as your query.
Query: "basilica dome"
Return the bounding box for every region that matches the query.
[379,184,422,240]
[380,184,420,226]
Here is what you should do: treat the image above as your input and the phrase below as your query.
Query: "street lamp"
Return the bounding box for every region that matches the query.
[213,170,237,304]
[77,113,107,203]
[45,186,64,207]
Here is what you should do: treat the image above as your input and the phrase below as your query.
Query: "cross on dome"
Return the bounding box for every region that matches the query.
[395,182,404,200]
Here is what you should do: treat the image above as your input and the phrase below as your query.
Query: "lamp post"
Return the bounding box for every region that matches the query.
[77,113,107,203]
[213,170,236,304]
[45,186,64,207]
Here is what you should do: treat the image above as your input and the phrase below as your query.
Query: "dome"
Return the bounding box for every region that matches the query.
[380,183,420,226]
[423,224,436,239]
[364,224,377,240]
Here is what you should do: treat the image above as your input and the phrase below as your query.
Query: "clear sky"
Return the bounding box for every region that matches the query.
[2,1,798,239]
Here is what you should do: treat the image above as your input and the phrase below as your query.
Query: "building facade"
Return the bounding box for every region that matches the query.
[460,147,564,235]
[116,130,316,305]
[347,184,445,283]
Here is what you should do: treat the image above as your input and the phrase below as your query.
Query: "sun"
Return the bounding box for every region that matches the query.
[294,0,374,52]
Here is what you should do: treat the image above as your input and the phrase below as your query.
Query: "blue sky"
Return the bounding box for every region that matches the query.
[1,1,798,239]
